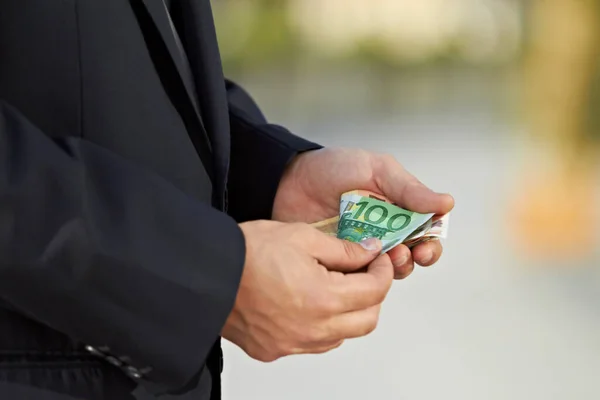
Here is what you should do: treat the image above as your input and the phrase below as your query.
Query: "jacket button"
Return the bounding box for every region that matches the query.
[125,366,142,379]
[118,356,132,364]
[84,345,103,357]
[105,355,123,367]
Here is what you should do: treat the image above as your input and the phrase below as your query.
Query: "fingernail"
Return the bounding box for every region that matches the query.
[422,251,434,264]
[396,254,409,266]
[359,238,381,252]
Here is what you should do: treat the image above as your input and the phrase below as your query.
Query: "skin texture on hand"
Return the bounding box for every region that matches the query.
[222,220,394,362]
[272,148,455,279]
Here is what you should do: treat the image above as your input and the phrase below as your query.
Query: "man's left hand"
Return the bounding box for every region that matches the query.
[272,148,455,279]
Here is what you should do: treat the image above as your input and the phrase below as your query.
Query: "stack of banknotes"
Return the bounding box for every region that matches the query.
[311,190,450,254]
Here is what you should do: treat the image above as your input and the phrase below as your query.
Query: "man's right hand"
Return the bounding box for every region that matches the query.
[222,220,394,362]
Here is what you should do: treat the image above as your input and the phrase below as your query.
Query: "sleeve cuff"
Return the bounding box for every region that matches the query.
[227,107,322,222]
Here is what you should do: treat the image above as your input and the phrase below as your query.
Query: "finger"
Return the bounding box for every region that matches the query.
[388,246,414,279]
[411,239,443,267]
[375,156,455,215]
[387,244,411,269]
[325,304,382,341]
[291,339,345,356]
[308,231,382,273]
[327,253,394,313]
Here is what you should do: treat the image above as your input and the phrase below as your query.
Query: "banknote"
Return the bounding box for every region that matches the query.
[403,213,450,248]
[310,216,340,236]
[311,190,450,253]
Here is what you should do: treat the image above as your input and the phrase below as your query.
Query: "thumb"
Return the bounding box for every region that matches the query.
[311,235,382,273]
[376,158,454,215]
[386,179,454,216]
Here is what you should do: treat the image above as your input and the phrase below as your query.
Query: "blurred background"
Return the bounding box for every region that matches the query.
[213,1,600,399]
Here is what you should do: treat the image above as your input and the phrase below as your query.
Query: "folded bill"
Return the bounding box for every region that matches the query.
[311,190,450,253]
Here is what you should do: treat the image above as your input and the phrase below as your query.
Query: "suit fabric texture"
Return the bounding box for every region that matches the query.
[0,0,321,398]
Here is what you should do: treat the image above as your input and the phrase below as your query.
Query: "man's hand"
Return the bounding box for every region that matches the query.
[272,148,455,279]
[222,221,394,362]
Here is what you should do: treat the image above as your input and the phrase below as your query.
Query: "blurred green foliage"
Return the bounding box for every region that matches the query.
[212,0,504,73]
[212,0,302,74]
[212,0,600,141]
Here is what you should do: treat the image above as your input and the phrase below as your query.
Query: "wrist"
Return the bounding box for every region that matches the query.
[273,150,319,220]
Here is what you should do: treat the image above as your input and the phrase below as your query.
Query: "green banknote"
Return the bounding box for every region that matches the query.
[337,190,434,253]
[312,190,449,254]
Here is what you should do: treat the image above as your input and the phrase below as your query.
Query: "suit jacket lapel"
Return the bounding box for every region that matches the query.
[171,0,231,210]
[130,0,215,183]
[138,0,204,121]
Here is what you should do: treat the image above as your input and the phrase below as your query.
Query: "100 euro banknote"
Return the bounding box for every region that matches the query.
[311,190,450,253]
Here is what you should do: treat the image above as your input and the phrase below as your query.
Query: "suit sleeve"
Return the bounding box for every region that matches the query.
[0,101,245,392]
[225,79,323,222]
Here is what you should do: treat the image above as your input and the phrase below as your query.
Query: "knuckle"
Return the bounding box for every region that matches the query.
[261,354,278,363]
[367,285,388,305]
[291,295,306,315]
[253,350,280,363]
[374,289,387,305]
[287,222,313,242]
[326,296,343,314]
[298,324,329,344]
[378,152,400,167]
[364,321,378,336]
[363,310,380,335]
[293,327,311,345]
[257,220,277,232]
[313,292,341,315]
[342,240,359,259]
[271,343,291,359]
[314,340,344,355]
[331,340,345,351]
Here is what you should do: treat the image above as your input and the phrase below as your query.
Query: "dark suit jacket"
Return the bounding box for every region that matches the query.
[0,0,320,398]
